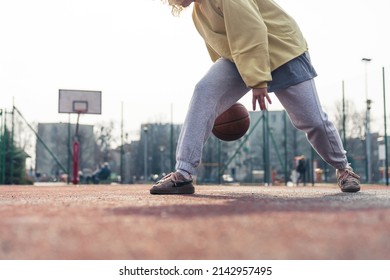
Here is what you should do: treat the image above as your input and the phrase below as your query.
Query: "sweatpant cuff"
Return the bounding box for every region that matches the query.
[175,161,197,175]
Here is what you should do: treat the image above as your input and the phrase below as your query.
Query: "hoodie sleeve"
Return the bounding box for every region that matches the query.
[220,0,272,88]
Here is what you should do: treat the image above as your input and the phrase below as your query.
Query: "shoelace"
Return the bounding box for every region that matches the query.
[157,172,174,183]
[157,172,178,183]
[339,168,360,182]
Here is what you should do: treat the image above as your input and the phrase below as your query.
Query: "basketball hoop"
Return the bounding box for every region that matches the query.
[58,89,102,185]
[73,101,88,114]
[58,89,102,115]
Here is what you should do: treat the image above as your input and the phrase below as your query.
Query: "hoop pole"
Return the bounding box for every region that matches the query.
[72,139,80,184]
[72,112,81,185]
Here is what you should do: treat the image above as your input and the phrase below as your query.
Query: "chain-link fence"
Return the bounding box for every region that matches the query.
[0,107,36,184]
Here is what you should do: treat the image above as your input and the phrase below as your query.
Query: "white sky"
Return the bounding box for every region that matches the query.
[1,0,390,141]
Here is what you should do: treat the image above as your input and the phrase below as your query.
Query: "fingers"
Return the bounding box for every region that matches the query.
[265,93,272,104]
[252,96,257,111]
[261,93,272,110]
[258,96,267,111]
[252,88,272,111]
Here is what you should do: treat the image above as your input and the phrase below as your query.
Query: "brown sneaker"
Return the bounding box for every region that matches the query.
[150,172,195,195]
[336,166,361,193]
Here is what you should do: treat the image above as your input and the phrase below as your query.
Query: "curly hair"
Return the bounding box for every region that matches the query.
[162,0,185,16]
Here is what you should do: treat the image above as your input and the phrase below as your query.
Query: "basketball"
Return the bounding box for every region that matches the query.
[212,103,250,141]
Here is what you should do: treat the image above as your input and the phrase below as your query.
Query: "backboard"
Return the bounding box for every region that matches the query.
[58,89,102,114]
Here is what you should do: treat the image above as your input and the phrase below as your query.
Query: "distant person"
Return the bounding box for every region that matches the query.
[151,0,360,194]
[296,156,306,186]
[92,162,111,184]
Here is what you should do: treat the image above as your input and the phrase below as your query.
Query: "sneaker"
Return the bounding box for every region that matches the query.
[336,166,361,193]
[150,172,195,195]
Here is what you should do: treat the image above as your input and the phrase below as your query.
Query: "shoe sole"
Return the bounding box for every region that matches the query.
[150,183,195,195]
[340,186,361,193]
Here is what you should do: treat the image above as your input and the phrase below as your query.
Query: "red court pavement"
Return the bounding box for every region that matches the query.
[0,183,389,260]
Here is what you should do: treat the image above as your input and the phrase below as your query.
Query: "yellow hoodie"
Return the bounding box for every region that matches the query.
[192,0,308,88]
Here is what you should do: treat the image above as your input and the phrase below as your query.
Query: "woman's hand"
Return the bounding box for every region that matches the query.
[252,87,272,111]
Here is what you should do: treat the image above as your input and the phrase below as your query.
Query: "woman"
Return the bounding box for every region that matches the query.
[150,0,360,194]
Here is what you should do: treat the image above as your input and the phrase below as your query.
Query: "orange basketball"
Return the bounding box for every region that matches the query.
[212,103,250,141]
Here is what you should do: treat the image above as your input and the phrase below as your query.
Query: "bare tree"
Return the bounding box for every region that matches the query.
[332,99,366,160]
[94,121,116,164]
[333,99,365,140]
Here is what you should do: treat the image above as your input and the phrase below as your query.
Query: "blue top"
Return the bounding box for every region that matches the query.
[268,52,317,92]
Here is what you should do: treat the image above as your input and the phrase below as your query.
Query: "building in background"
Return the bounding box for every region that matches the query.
[35,123,96,181]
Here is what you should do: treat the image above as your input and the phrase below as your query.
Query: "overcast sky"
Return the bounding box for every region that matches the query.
[1,0,389,141]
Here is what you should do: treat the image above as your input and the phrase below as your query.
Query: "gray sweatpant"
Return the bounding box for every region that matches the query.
[175,58,348,175]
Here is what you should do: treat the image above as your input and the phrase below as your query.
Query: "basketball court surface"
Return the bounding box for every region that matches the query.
[1,183,389,260]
